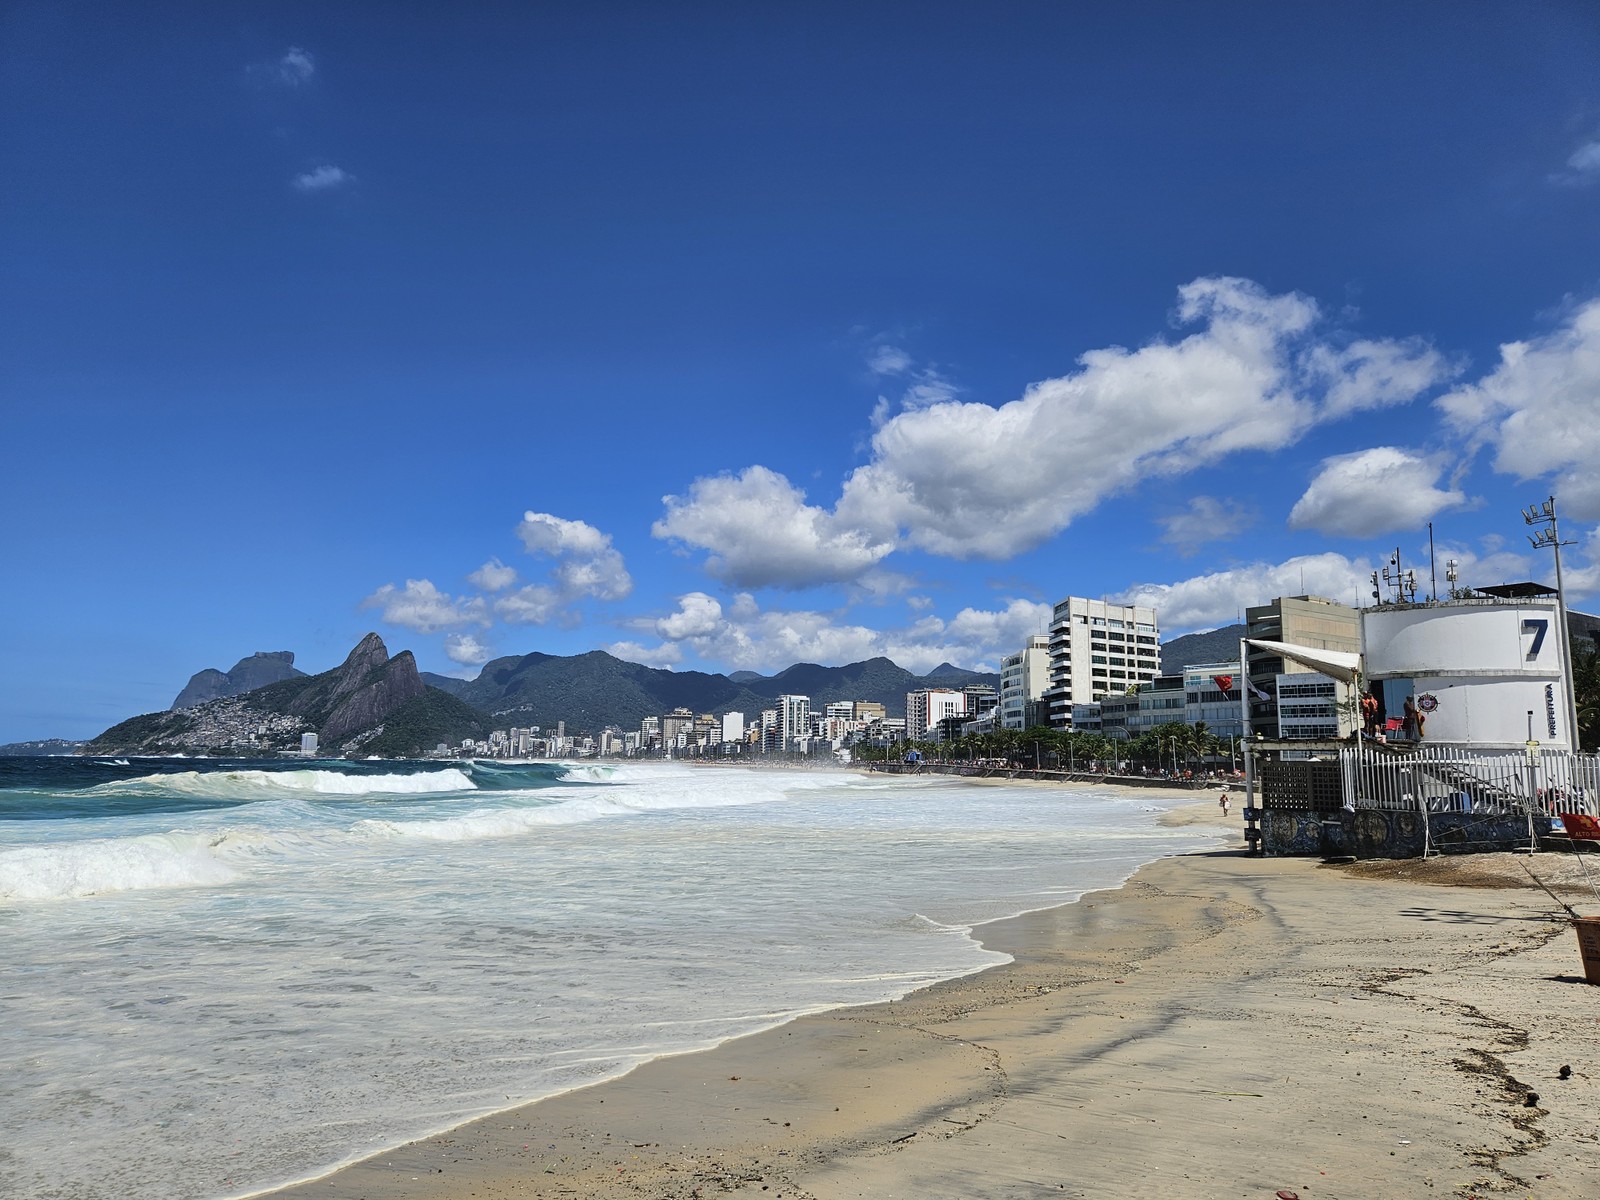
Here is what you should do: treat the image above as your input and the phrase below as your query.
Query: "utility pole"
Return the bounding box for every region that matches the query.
[1523,496,1581,751]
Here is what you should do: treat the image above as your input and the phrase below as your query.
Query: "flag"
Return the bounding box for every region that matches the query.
[1247,681,1270,702]
[1212,674,1234,693]
[1560,812,1600,842]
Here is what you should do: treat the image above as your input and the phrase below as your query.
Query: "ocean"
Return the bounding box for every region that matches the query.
[0,756,1221,1200]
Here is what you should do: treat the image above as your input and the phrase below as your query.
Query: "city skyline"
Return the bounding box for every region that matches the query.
[5,3,1600,743]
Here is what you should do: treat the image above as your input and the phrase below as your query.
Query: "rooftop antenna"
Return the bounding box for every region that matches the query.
[1428,521,1437,601]
[1445,558,1459,599]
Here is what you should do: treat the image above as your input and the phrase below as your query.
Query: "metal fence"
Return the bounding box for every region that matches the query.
[1338,742,1600,818]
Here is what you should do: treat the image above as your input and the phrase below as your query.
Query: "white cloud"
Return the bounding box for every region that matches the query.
[517,512,632,600]
[1288,447,1467,538]
[1158,496,1254,555]
[279,47,315,86]
[468,558,518,592]
[1304,338,1457,418]
[655,592,724,640]
[1115,553,1372,633]
[834,277,1449,560]
[1436,298,1600,519]
[868,345,911,376]
[627,592,1050,676]
[361,579,489,634]
[1569,142,1600,173]
[494,584,562,626]
[292,165,352,193]
[658,278,1449,589]
[443,632,493,666]
[605,640,685,669]
[653,466,895,588]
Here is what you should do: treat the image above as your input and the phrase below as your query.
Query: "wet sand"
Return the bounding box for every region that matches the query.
[264,802,1600,1200]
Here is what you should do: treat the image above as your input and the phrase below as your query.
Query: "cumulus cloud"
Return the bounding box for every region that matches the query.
[623,592,1051,676]
[834,277,1449,560]
[605,640,686,668]
[443,632,493,666]
[653,466,895,589]
[1115,553,1372,633]
[517,512,632,600]
[659,278,1450,588]
[361,579,489,633]
[468,558,517,593]
[1304,338,1458,418]
[1158,496,1255,555]
[1436,297,1600,519]
[493,584,562,626]
[1288,447,1467,538]
[293,165,352,192]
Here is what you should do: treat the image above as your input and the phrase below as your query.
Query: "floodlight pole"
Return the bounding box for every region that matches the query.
[1523,496,1581,751]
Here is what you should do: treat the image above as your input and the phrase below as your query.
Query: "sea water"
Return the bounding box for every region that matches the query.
[0,756,1221,1200]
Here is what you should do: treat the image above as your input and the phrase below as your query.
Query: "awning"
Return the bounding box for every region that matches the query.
[1246,638,1362,684]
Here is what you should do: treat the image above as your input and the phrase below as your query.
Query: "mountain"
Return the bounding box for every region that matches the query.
[90,634,488,757]
[452,650,1000,729]
[727,670,766,683]
[0,738,86,756]
[1160,624,1247,674]
[173,651,304,709]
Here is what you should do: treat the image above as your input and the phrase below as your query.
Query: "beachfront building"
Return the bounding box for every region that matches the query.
[778,694,810,750]
[1245,596,1361,735]
[1000,634,1051,730]
[1274,672,1341,739]
[906,688,965,739]
[1183,662,1245,742]
[1124,674,1186,741]
[1043,597,1160,729]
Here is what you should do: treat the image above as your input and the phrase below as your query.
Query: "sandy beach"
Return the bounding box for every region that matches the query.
[266,798,1600,1200]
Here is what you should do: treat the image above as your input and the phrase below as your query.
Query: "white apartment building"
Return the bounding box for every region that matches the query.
[1043,596,1160,729]
[720,711,745,744]
[906,688,965,739]
[999,634,1051,730]
[778,694,810,749]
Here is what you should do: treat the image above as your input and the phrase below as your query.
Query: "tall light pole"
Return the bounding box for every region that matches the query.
[1523,496,1581,751]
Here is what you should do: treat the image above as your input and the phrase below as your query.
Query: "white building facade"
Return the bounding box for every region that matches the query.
[999,634,1051,730]
[1043,597,1160,729]
[906,688,965,739]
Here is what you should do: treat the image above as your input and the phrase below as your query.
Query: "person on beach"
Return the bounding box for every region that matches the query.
[1219,791,1230,817]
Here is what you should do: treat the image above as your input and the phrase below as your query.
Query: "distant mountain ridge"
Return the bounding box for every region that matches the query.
[450,650,999,730]
[1160,624,1246,674]
[173,651,304,709]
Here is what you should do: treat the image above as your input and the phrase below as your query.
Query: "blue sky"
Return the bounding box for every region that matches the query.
[5,2,1600,743]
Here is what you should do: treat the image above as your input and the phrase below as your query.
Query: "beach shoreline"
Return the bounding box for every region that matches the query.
[257,784,1600,1200]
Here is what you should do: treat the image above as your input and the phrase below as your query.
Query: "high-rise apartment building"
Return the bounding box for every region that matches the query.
[778,694,810,749]
[1000,634,1051,730]
[905,688,965,739]
[1043,597,1160,728]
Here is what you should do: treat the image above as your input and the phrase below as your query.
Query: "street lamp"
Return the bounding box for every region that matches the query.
[1523,496,1581,750]
[1166,736,1179,778]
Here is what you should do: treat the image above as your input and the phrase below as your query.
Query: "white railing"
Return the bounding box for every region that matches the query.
[1339,742,1600,817]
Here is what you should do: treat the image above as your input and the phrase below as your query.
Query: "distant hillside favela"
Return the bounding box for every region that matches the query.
[80,600,1266,760]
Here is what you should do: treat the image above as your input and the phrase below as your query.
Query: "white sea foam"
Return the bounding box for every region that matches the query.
[88,766,478,800]
[0,830,242,899]
[0,763,1221,1200]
